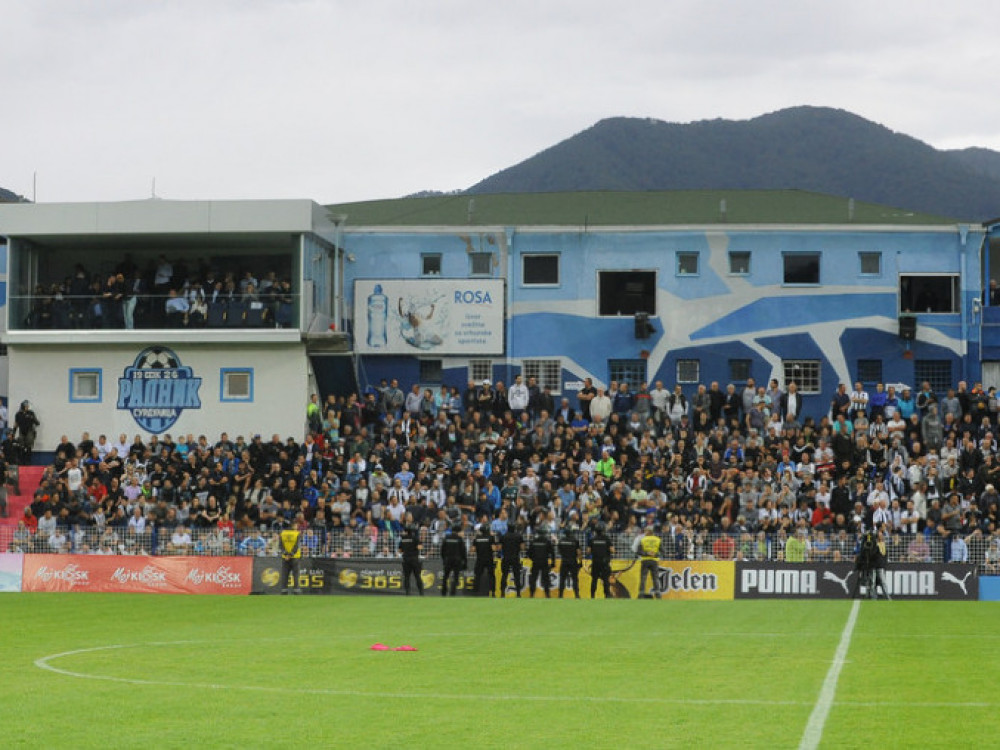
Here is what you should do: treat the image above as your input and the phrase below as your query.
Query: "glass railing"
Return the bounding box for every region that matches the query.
[8,292,299,331]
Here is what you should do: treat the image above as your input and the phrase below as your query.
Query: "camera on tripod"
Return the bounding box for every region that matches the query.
[853,526,891,600]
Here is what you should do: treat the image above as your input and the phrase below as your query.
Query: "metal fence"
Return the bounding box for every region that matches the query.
[4,525,999,573]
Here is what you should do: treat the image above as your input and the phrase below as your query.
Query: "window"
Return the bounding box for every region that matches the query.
[676,359,700,384]
[421,254,442,276]
[729,359,752,383]
[609,359,647,391]
[220,368,254,402]
[69,369,102,403]
[859,252,881,276]
[677,252,699,276]
[914,360,953,395]
[522,359,561,394]
[468,359,492,384]
[728,251,751,275]
[856,359,883,385]
[523,254,560,285]
[598,270,656,316]
[470,252,493,276]
[783,253,820,285]
[900,275,959,313]
[782,360,821,394]
[419,359,443,384]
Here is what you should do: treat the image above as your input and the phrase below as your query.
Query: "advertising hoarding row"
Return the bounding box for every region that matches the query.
[2,554,983,601]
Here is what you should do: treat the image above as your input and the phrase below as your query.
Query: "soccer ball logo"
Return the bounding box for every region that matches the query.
[136,347,180,370]
[117,346,202,434]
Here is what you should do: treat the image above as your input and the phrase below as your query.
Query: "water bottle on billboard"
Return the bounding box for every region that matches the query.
[367,284,388,348]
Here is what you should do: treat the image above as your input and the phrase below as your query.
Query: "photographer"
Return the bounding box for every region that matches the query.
[851,524,891,600]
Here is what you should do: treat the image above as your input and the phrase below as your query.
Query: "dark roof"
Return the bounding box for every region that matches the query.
[326,190,960,228]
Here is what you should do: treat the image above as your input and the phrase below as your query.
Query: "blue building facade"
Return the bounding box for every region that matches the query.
[335,191,999,420]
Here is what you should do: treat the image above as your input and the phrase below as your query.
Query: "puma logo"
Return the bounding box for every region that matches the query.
[941,570,972,595]
[823,569,854,595]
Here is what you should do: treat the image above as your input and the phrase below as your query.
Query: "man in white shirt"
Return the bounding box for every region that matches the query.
[113,433,129,457]
[508,375,529,414]
[867,479,890,509]
[589,387,612,424]
[48,528,69,553]
[66,458,84,499]
[127,508,147,534]
[169,526,193,554]
[96,434,111,460]
[649,381,670,421]
[404,385,423,415]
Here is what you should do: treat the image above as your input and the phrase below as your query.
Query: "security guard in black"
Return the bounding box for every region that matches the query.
[500,526,525,597]
[398,526,423,596]
[440,526,467,596]
[472,526,496,597]
[557,529,581,598]
[588,527,614,598]
[528,529,556,598]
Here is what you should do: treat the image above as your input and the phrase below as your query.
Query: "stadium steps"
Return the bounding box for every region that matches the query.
[0,465,47,526]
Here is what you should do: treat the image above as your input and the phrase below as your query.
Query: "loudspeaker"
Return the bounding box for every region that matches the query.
[634,312,654,339]
[899,315,917,340]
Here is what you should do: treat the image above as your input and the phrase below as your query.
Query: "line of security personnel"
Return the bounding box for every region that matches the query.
[429,522,624,599]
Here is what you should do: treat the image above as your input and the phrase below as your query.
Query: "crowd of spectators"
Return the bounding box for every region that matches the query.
[6,374,1000,572]
[23,255,295,330]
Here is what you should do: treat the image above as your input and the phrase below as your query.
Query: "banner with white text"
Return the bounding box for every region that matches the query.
[734,562,978,600]
[353,278,505,355]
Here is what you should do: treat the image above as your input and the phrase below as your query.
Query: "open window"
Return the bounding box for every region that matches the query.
[899,275,959,314]
[783,253,820,285]
[598,270,656,316]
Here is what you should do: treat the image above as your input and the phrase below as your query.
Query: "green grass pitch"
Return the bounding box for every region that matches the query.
[2,595,998,748]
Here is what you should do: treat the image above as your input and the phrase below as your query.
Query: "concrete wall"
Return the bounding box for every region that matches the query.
[9,342,309,450]
[344,224,984,418]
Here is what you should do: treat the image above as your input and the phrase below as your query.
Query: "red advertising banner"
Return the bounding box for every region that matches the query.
[22,555,252,595]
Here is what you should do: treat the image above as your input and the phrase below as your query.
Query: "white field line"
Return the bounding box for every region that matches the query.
[35,631,999,710]
[34,644,805,705]
[798,600,860,750]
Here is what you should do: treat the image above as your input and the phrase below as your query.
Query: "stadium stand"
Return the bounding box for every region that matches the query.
[2,375,1000,574]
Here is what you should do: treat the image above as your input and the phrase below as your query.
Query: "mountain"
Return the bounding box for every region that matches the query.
[0,186,25,203]
[467,107,1000,221]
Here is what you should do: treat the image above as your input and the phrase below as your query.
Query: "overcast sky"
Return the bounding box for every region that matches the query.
[3,0,998,205]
